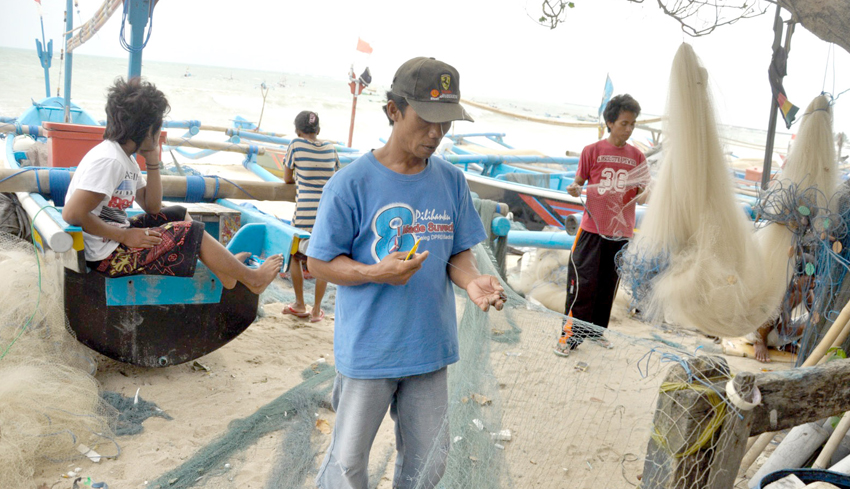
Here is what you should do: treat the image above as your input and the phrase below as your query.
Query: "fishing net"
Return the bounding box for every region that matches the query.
[0,233,116,488]
[618,43,784,339]
[138,238,769,489]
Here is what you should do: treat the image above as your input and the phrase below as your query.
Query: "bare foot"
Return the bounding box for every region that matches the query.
[218,252,253,289]
[245,254,284,295]
[753,341,771,363]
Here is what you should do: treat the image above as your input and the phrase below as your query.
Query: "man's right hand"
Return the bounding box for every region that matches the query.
[122,228,163,249]
[372,250,429,285]
[567,183,582,197]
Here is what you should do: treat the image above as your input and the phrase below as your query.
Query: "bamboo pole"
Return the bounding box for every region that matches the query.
[0,123,43,136]
[461,98,662,128]
[164,137,266,155]
[813,413,850,469]
[65,0,122,52]
[740,297,850,475]
[15,191,74,252]
[0,169,294,202]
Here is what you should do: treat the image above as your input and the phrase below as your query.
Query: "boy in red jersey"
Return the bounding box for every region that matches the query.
[555,94,649,356]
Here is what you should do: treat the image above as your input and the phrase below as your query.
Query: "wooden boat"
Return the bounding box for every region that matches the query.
[3,102,307,368]
[443,133,760,231]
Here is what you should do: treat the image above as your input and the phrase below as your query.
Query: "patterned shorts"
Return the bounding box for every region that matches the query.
[89,205,205,278]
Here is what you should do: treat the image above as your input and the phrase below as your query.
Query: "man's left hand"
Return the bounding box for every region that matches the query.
[467,275,507,312]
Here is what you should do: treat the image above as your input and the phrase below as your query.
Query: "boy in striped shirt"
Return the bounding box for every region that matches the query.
[283,111,339,322]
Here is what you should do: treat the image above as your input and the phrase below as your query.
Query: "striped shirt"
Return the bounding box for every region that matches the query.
[285,138,339,231]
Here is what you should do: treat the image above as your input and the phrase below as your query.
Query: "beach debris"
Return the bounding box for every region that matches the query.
[472,419,485,431]
[453,436,463,443]
[491,429,512,442]
[134,387,141,405]
[505,351,521,357]
[316,419,332,434]
[470,393,491,406]
[191,361,211,372]
[494,443,505,450]
[590,397,603,403]
[77,443,101,463]
[574,361,589,372]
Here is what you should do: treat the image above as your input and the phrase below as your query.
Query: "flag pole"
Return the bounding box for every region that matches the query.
[348,38,373,148]
[762,5,795,190]
[347,66,360,148]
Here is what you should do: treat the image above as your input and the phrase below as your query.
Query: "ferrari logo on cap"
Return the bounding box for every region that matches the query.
[440,74,451,91]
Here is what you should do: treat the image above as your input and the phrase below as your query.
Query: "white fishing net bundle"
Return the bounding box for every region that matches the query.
[620,43,784,338]
[756,95,838,302]
[0,234,114,487]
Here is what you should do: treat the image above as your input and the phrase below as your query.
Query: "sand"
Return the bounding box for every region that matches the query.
[25,270,793,489]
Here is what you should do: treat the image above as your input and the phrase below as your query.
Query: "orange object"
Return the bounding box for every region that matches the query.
[744,166,763,182]
[43,122,166,169]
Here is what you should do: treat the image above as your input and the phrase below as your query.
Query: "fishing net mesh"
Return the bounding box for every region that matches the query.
[0,233,116,488]
[137,241,766,489]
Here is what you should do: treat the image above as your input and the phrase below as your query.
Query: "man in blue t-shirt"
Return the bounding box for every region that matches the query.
[307,57,507,489]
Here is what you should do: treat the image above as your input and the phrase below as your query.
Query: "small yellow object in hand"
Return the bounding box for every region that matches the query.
[404,239,421,261]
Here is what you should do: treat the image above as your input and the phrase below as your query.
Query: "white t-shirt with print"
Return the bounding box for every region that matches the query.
[65,140,147,261]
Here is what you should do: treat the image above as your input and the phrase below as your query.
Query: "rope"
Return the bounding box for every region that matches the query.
[184,175,206,203]
[118,0,155,53]
[651,376,729,458]
[48,169,72,207]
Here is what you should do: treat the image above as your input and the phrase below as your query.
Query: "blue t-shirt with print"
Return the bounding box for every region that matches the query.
[306,152,486,379]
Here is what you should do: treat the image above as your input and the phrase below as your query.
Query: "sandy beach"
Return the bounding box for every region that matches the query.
[21,265,791,489]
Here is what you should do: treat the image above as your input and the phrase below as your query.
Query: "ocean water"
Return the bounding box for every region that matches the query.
[0,46,791,160]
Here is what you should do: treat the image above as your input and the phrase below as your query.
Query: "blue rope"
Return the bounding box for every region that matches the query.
[184,175,206,203]
[119,0,155,53]
[210,175,258,200]
[48,169,72,206]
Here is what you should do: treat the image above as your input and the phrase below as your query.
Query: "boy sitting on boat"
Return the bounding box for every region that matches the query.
[62,77,282,293]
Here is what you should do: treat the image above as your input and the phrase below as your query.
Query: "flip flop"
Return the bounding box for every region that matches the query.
[310,310,325,323]
[589,337,614,349]
[282,304,310,318]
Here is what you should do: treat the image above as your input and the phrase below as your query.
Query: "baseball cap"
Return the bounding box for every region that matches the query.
[390,57,474,124]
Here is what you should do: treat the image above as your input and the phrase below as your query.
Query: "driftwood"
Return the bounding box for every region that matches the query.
[642,356,756,489]
[643,357,850,488]
[750,358,850,435]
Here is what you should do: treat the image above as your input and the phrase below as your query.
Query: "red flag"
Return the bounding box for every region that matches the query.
[34,0,41,4]
[356,38,373,54]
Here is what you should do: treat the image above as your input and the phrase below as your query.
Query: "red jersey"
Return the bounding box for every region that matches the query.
[576,139,647,238]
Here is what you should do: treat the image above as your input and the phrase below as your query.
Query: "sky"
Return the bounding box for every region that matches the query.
[2,0,849,134]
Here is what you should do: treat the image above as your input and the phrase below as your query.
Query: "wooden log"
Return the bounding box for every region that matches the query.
[749,358,850,435]
[710,372,758,489]
[641,356,754,489]
[740,301,850,472]
[0,169,295,202]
